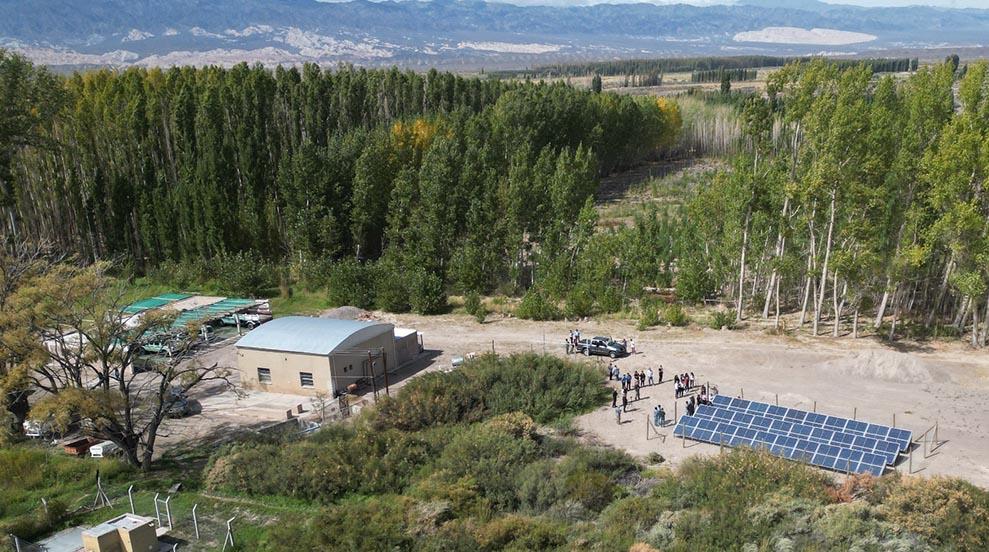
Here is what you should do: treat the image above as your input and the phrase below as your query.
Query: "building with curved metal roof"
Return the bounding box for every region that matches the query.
[235,316,405,397]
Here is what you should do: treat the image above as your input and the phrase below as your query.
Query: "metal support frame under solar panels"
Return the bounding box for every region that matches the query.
[710,395,912,451]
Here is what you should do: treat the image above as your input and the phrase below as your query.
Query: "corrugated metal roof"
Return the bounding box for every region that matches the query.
[235,316,393,356]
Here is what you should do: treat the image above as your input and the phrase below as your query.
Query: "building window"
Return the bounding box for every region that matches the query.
[257,368,271,384]
[300,372,314,388]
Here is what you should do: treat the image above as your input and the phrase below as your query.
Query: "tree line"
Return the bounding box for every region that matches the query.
[691,68,758,84]
[678,59,989,345]
[500,55,918,79]
[0,51,682,312]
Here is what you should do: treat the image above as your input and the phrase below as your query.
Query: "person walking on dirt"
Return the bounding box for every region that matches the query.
[686,399,695,416]
[612,388,618,408]
[646,367,654,386]
[615,406,622,425]
[622,390,628,412]
[658,365,664,384]
[629,338,636,354]
[634,380,641,401]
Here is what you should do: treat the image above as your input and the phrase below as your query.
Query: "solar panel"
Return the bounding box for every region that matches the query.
[693,404,900,465]
[673,414,887,476]
[710,396,913,452]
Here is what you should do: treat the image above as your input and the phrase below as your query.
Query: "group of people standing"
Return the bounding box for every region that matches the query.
[565,328,582,354]
[673,372,696,398]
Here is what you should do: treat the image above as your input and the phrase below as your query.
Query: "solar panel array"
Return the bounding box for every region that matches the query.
[673,396,913,477]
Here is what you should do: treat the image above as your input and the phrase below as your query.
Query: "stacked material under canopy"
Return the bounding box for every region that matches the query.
[122,293,191,314]
[673,395,912,476]
[171,297,257,329]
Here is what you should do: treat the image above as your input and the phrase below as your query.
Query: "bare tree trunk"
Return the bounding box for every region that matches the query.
[926,255,955,327]
[852,307,859,338]
[874,281,891,329]
[832,272,846,337]
[736,206,751,322]
[814,188,837,336]
[980,294,989,347]
[972,300,980,348]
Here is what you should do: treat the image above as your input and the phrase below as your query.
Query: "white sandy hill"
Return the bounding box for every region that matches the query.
[734,27,876,46]
[817,350,933,384]
[457,41,562,54]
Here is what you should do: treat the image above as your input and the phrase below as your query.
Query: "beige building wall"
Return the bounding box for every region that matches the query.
[328,331,398,393]
[118,520,156,552]
[237,331,398,396]
[238,348,332,395]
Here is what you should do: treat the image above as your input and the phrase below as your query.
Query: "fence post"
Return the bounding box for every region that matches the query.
[893,413,896,428]
[222,517,236,551]
[193,504,200,540]
[164,496,173,530]
[154,493,161,528]
[775,393,778,406]
[853,407,857,420]
[813,400,817,413]
[740,387,744,398]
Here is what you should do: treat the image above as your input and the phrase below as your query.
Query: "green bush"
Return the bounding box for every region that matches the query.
[638,298,661,330]
[212,250,274,296]
[261,496,415,551]
[373,354,607,431]
[438,422,541,510]
[880,476,989,551]
[663,304,690,327]
[564,285,594,319]
[709,309,736,330]
[464,291,486,323]
[515,288,562,321]
[410,269,447,315]
[327,258,375,309]
[293,256,334,291]
[375,257,411,313]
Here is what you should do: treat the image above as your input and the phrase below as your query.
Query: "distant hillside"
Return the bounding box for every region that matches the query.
[0,0,987,68]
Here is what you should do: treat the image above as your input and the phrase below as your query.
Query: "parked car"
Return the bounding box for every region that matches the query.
[165,387,192,418]
[220,312,272,329]
[576,337,627,358]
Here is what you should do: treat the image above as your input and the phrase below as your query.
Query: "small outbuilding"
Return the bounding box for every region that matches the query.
[236,316,406,396]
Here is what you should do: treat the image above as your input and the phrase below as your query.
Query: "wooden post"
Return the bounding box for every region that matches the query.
[368,351,378,400]
[813,400,817,412]
[674,401,678,424]
[382,351,390,397]
[853,407,857,420]
[892,413,896,427]
[909,447,913,474]
[741,387,744,398]
[775,393,778,406]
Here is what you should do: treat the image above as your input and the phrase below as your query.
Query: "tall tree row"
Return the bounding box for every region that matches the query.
[683,59,989,344]
[1,52,682,312]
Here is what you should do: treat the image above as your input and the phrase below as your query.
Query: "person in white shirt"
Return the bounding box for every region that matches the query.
[646,367,654,386]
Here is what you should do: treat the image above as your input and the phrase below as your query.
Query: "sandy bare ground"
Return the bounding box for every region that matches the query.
[379,311,989,488]
[155,310,989,488]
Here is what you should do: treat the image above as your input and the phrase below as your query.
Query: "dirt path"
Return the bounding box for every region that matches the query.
[381,311,989,488]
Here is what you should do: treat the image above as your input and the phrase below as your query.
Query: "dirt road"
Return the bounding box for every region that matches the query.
[382,311,989,488]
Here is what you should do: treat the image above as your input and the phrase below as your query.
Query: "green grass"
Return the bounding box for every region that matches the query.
[268,289,333,317]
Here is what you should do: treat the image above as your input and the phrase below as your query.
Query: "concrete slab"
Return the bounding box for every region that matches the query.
[38,526,85,552]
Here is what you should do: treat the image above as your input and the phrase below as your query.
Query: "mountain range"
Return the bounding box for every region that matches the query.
[1,0,987,69]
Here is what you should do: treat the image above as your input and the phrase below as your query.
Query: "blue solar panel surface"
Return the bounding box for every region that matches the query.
[673,396,914,477]
[711,395,912,451]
